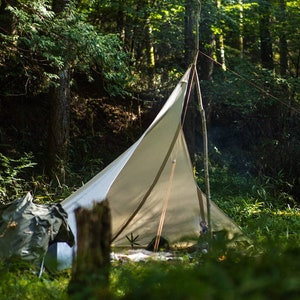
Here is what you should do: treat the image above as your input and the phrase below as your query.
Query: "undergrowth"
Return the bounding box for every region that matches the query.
[0,261,69,300]
[1,155,300,299]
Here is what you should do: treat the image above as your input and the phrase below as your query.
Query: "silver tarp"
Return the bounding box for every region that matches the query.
[0,192,74,269]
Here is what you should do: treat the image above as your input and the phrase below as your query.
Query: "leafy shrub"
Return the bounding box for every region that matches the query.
[0,260,69,300]
[0,153,36,203]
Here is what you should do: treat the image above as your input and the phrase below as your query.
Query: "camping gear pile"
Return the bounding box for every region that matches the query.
[0,192,74,272]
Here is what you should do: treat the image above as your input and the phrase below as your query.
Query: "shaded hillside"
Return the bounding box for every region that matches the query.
[0,89,163,185]
[68,95,162,180]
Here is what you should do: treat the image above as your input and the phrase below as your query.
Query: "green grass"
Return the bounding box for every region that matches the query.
[1,167,300,299]
[110,251,300,300]
[2,242,300,300]
[0,262,70,300]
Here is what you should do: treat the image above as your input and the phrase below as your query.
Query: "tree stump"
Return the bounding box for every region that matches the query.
[68,200,111,299]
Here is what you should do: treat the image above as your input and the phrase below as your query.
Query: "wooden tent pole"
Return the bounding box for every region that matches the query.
[194,64,212,236]
[193,0,212,236]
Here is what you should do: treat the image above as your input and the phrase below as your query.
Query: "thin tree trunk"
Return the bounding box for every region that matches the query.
[46,0,71,182]
[47,68,70,182]
[199,18,215,81]
[216,0,226,71]
[117,2,126,43]
[184,0,196,67]
[199,6,214,126]
[238,0,244,58]
[183,0,198,158]
[279,0,288,76]
[259,0,274,70]
[128,0,156,88]
[145,16,155,88]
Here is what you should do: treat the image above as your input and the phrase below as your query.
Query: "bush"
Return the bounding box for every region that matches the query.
[0,260,69,300]
[0,153,36,203]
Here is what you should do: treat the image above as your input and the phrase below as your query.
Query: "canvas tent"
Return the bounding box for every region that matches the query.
[49,65,243,269]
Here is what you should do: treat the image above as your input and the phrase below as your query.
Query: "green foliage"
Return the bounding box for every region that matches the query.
[1,0,300,297]
[1,1,131,97]
[29,174,78,204]
[0,260,69,300]
[196,160,300,250]
[0,153,36,203]
[0,152,77,204]
[81,0,187,89]
[200,56,300,200]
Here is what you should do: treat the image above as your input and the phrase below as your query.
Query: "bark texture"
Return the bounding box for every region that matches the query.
[69,200,112,299]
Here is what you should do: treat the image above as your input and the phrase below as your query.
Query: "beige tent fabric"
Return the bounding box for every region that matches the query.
[109,130,202,246]
[109,130,242,247]
[61,66,243,251]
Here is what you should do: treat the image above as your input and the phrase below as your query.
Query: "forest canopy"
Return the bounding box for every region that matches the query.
[0,0,300,203]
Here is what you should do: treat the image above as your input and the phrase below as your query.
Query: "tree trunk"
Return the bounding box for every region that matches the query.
[132,0,155,88]
[184,0,214,161]
[199,20,215,81]
[46,0,71,182]
[279,0,288,76]
[184,0,196,67]
[183,0,198,159]
[259,0,274,70]
[117,3,126,43]
[47,67,70,182]
[199,6,214,124]
[145,15,155,88]
[216,0,226,71]
[52,0,69,14]
[0,0,18,35]
[68,200,112,299]
[238,0,244,58]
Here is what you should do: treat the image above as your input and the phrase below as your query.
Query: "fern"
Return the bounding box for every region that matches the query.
[0,153,36,203]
